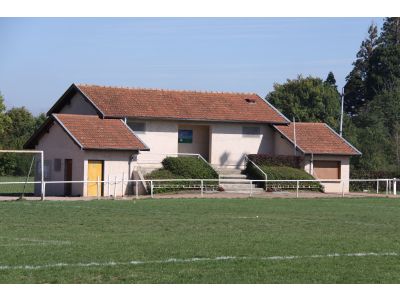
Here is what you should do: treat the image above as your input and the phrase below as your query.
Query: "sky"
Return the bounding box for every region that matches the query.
[0,17,384,115]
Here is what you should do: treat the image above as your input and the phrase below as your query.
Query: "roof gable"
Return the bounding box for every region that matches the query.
[273,123,361,156]
[25,114,148,151]
[71,84,289,124]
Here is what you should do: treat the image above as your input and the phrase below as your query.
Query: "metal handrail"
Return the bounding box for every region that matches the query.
[244,154,267,181]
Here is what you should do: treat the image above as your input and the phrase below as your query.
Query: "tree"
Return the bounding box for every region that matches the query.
[266,75,341,130]
[325,71,337,89]
[0,92,11,139]
[379,17,400,46]
[344,23,378,116]
[366,18,400,100]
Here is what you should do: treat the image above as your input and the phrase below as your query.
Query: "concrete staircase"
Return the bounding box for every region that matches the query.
[217,168,265,194]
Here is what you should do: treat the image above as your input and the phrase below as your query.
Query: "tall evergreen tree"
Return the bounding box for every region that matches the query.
[380,17,400,45]
[367,18,400,99]
[325,71,337,89]
[344,23,378,116]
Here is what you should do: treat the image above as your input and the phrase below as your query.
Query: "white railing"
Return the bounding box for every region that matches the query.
[1,178,398,200]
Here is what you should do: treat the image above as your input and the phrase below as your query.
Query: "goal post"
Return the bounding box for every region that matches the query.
[0,150,44,200]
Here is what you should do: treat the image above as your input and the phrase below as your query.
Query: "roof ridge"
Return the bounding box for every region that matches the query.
[76,83,258,96]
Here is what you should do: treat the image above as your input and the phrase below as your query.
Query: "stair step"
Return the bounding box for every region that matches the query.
[220,174,247,179]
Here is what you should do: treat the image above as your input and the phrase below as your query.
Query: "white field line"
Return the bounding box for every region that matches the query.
[0,237,71,246]
[0,252,397,271]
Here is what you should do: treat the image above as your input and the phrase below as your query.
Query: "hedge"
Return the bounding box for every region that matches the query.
[162,157,218,179]
[247,154,303,168]
[245,163,321,191]
[144,157,218,193]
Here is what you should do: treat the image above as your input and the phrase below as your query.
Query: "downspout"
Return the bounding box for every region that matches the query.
[293,117,297,156]
[310,153,314,176]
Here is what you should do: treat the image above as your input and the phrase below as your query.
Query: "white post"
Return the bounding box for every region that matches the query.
[393,178,397,196]
[107,175,110,197]
[97,176,100,198]
[135,180,139,199]
[121,172,125,198]
[341,180,345,198]
[43,182,46,201]
[340,87,344,136]
[250,180,253,197]
[151,180,154,198]
[113,176,117,199]
[386,179,389,196]
[296,180,299,198]
[200,180,204,197]
[377,180,379,194]
[41,151,44,200]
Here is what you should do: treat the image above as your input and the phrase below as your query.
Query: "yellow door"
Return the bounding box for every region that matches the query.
[87,160,103,196]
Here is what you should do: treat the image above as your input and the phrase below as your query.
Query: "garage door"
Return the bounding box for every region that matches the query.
[313,161,341,179]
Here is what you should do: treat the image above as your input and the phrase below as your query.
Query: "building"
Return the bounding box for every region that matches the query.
[25,83,360,196]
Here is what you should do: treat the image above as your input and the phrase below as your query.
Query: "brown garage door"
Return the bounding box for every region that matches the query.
[313,161,341,179]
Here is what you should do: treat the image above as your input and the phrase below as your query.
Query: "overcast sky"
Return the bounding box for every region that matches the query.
[0,17,384,115]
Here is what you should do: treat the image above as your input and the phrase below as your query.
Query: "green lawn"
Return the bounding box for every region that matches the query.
[1,197,400,283]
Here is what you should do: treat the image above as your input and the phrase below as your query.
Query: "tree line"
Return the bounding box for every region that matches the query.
[0,94,46,176]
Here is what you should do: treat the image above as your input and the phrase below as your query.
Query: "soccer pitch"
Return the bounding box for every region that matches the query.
[1,197,400,283]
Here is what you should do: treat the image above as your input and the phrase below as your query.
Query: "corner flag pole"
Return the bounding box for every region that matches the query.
[339,87,344,137]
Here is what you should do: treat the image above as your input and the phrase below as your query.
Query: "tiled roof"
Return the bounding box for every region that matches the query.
[74,84,289,124]
[53,114,148,150]
[273,123,361,155]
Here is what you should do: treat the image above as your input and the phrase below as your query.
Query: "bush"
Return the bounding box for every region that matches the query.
[162,157,218,179]
[245,164,321,190]
[144,157,218,194]
[247,154,303,168]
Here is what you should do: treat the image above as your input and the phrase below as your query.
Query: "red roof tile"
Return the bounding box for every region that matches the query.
[53,114,148,150]
[75,84,288,124]
[273,123,361,155]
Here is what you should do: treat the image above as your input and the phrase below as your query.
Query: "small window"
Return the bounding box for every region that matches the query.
[43,160,52,180]
[178,129,193,143]
[127,122,146,132]
[54,159,62,172]
[242,126,261,136]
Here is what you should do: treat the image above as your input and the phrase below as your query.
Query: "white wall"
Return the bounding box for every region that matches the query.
[132,120,275,170]
[59,93,98,115]
[210,123,274,168]
[134,120,178,171]
[274,131,302,156]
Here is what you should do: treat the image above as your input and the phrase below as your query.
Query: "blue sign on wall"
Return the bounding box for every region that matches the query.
[178,129,193,143]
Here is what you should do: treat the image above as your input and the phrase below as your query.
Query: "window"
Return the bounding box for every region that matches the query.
[127,122,146,132]
[54,159,62,172]
[43,160,52,180]
[242,126,261,136]
[178,129,193,143]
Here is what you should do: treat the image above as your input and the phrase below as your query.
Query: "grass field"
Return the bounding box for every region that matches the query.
[1,197,400,283]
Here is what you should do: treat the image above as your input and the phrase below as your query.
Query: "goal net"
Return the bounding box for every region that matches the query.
[0,150,43,198]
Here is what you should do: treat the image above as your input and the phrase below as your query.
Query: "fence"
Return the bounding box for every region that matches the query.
[1,178,400,200]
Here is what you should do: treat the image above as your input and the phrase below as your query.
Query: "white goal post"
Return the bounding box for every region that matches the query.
[0,150,44,200]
